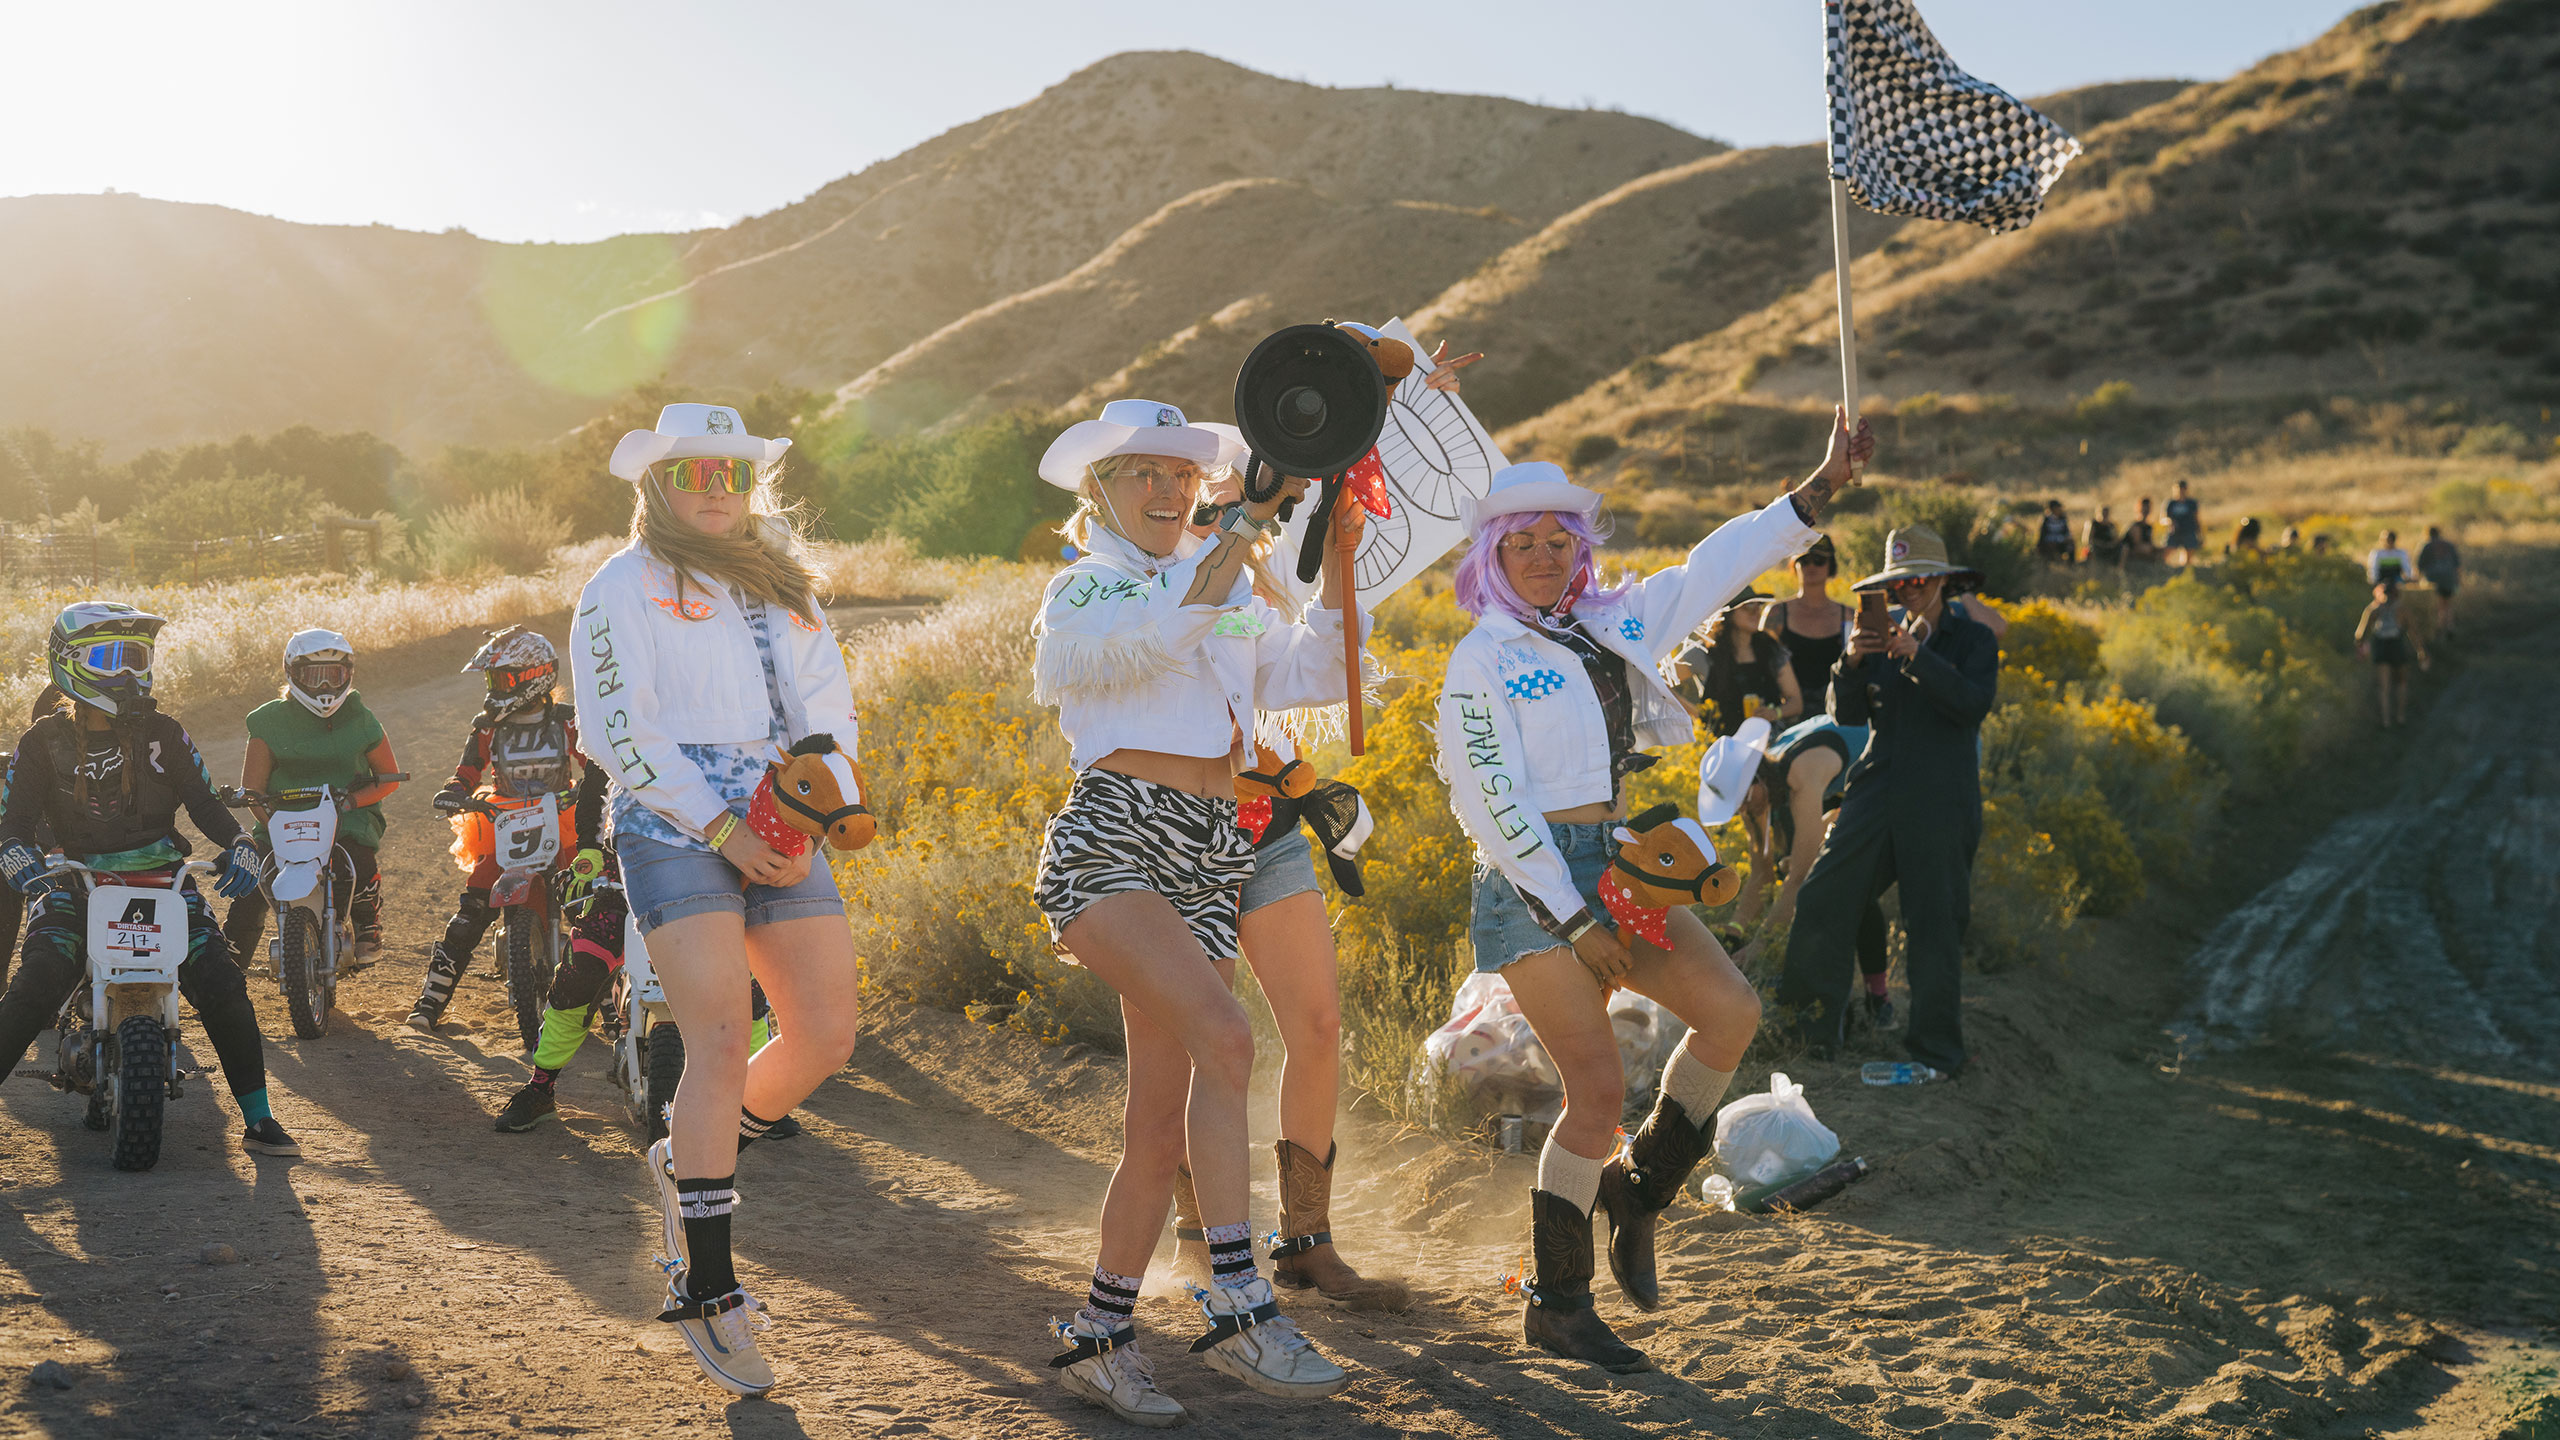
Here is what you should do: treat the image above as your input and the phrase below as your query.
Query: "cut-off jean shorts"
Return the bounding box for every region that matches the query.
[1469,820,1618,974]
[617,830,846,937]
[1240,826,1322,916]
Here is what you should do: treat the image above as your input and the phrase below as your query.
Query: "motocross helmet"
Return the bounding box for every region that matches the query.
[48,601,166,717]
[465,625,557,718]
[283,628,356,719]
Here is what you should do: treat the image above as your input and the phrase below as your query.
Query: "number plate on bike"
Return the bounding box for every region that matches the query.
[88,886,184,982]
[493,794,561,872]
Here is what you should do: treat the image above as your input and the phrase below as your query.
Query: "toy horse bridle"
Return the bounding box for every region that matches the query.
[1609,852,1725,901]
[775,785,869,836]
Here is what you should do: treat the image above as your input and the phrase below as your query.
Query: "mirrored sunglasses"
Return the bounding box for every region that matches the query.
[662,456,756,495]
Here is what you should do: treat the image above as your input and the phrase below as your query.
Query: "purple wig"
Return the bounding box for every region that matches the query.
[1453,508,1635,625]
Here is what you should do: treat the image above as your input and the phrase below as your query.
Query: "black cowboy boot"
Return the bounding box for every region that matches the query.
[1522,1190,1650,1373]
[1595,1096,1711,1311]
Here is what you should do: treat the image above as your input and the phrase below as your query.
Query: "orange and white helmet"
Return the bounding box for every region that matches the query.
[463,625,557,718]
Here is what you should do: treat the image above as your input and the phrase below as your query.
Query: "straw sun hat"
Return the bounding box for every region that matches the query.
[1850,524,1982,592]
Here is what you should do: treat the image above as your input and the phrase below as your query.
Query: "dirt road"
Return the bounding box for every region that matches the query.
[0,608,2550,1438]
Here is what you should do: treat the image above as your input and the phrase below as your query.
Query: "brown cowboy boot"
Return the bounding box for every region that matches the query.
[1167,1164,1212,1286]
[1270,1140,1410,1311]
[1594,1096,1712,1312]
[1521,1190,1650,1373]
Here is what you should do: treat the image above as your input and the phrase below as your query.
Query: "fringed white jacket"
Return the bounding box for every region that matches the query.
[1031,527,1370,772]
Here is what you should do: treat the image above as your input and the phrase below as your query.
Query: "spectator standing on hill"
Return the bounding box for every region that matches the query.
[2278,524,2302,551]
[2367,530,2413,587]
[2122,498,2160,564]
[1776,524,1999,1076]
[2416,526,2460,637]
[1673,594,1799,736]
[2034,500,2073,565]
[2355,580,2430,730]
[2163,480,2203,566]
[2228,516,2263,556]
[2082,504,2120,565]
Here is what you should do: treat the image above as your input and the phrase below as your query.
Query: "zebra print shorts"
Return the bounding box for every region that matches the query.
[1034,767,1257,964]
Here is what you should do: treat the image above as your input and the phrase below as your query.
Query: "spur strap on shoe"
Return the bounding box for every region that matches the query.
[1173,1226,1205,1244]
[1048,1322,1138,1369]
[1524,1283,1593,1314]
[658,1290,752,1324]
[1188,1298,1283,1353]
[1268,1229,1332,1260]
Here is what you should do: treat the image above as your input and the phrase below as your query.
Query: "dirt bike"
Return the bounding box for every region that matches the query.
[220,776,404,1039]
[594,877,684,1142]
[11,857,219,1171]
[453,793,567,1054]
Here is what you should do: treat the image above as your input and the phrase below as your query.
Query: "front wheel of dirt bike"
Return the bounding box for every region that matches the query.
[278,906,327,1040]
[644,1021,684,1143]
[503,906,546,1054]
[109,1014,168,1172]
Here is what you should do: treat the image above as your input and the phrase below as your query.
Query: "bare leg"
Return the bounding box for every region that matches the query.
[1237,891,1338,1152]
[647,910,753,1181]
[1096,974,1214,1280]
[739,914,861,1122]
[1621,907,1763,1072]
[1500,947,1624,1161]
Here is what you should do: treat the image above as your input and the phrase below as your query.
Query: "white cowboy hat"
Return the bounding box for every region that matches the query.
[1189,422,1252,477]
[1037,399,1227,491]
[1463,461,1604,531]
[608,403,792,483]
[1696,716,1773,826]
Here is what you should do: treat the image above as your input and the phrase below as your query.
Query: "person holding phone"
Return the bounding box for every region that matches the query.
[1775,524,2000,1076]
[1436,410,1871,1373]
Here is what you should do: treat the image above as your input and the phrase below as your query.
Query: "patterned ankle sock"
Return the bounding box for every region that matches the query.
[1078,1267,1143,1331]
[737,1107,781,1151]
[1204,1222,1258,1290]
[530,1067,560,1089]
[676,1175,738,1301]
[1660,1042,1736,1128]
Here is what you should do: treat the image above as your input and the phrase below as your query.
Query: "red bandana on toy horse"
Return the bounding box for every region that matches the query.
[1597,803,1739,949]
[745,734,877,856]
[1233,743,1315,844]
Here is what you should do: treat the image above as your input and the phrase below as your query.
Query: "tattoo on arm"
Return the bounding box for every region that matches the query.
[1182,533,1247,606]
[1788,471,1844,527]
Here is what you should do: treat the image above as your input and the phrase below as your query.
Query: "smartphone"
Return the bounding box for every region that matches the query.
[1856,591,1891,643]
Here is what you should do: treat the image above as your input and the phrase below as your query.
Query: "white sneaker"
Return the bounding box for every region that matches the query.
[660,1283,774,1397]
[645,1135,688,1290]
[1189,1278,1348,1399]
[1050,1315,1186,1427]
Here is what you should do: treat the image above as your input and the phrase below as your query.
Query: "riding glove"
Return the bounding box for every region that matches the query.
[215,837,264,900]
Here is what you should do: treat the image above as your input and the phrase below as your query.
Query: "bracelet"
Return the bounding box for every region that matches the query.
[706,812,740,850]
[1560,912,1599,946]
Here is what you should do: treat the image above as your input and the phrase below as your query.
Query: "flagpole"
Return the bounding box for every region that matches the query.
[1829,176,1862,444]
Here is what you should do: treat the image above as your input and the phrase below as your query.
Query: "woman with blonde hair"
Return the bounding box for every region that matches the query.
[1437,411,1870,1372]
[1030,398,1365,1425]
[569,404,864,1397]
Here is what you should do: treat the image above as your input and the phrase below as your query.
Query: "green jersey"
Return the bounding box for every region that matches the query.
[244,694,390,848]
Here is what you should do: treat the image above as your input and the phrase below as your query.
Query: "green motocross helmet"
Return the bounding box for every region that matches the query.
[48,601,167,716]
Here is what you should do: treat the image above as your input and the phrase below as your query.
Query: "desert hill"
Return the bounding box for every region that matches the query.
[1505,0,2560,468]
[0,51,1708,456]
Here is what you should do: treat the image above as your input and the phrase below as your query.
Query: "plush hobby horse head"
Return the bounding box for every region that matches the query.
[1595,803,1739,949]
[746,734,876,856]
[1232,742,1374,897]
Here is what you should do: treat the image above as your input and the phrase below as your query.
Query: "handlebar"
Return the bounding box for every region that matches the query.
[220,774,408,813]
[40,857,219,888]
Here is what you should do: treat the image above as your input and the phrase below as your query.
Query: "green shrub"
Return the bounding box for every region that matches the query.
[1999,599,2104,685]
[123,468,321,544]
[1967,797,2081,971]
[2095,573,2350,787]
[418,489,572,578]
[1833,482,2036,599]
[1569,432,1622,468]
[823,409,1070,558]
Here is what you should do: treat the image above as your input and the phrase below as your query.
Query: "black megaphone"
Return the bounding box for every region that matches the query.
[1233,323,1391,583]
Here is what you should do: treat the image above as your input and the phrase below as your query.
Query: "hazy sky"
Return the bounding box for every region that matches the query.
[10,1,2365,243]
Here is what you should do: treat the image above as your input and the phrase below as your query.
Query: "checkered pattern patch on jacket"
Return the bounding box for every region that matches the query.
[1824,0,2080,234]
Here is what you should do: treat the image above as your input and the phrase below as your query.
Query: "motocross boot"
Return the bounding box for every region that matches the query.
[1271,1140,1409,1310]
[1522,1190,1650,1373]
[405,943,465,1030]
[493,1083,558,1132]
[1595,1096,1711,1311]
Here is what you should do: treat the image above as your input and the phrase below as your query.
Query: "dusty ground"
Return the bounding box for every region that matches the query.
[0,602,2551,1439]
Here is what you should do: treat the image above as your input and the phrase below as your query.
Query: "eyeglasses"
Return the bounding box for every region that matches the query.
[661,456,757,495]
[1498,535,1579,562]
[1108,462,1200,491]
[76,639,152,675]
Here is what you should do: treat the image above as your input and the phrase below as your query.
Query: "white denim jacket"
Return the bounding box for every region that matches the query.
[570,541,860,843]
[1436,496,1815,925]
[1032,526,1369,772]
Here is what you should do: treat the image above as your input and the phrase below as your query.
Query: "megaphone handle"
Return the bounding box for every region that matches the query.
[1296,480,1341,585]
[1340,504,1364,756]
[1241,453,1286,506]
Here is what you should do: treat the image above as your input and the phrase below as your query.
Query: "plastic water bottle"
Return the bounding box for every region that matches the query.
[1698,1174,1737,1211]
[1861,1061,1942,1086]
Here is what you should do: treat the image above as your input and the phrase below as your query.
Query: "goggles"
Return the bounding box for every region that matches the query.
[76,638,153,676]
[291,660,353,691]
[490,660,555,689]
[661,456,757,495]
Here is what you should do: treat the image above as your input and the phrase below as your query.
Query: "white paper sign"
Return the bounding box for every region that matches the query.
[1273,316,1507,611]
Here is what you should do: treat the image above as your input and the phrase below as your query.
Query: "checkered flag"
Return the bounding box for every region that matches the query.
[1825,0,2081,233]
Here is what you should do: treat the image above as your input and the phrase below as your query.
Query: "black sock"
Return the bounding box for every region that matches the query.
[676,1175,737,1302]
[530,1066,560,1089]
[737,1107,781,1151]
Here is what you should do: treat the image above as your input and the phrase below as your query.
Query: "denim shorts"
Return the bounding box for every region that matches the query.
[1469,820,1617,973]
[1241,826,1322,916]
[616,831,846,936]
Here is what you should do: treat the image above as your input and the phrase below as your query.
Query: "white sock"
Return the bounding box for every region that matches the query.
[1535,1131,1608,1212]
[1661,1040,1735,1127]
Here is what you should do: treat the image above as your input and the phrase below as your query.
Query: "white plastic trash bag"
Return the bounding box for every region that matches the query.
[1420,975,1690,1125]
[1712,1071,1841,1188]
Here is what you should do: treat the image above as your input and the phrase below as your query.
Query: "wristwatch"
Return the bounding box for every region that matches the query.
[1560,912,1600,945]
[1218,504,1282,541]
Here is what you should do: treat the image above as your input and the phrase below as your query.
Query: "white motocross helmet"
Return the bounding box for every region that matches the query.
[283,628,356,718]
